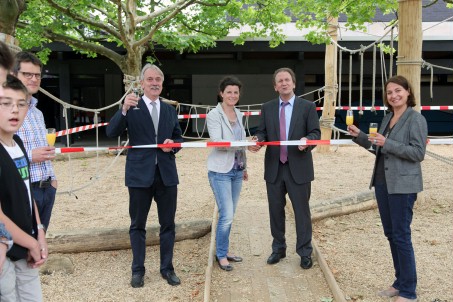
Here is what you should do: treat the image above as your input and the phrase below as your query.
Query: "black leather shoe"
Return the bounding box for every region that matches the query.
[162,271,181,286]
[267,251,286,265]
[130,274,144,288]
[300,256,313,269]
[216,257,233,271]
[226,255,243,262]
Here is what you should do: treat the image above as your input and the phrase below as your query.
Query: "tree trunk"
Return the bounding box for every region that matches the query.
[46,219,211,253]
[121,46,146,92]
[397,0,422,111]
[319,17,338,153]
[0,0,26,35]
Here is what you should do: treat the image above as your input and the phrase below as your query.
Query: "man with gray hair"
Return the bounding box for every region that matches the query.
[107,64,183,287]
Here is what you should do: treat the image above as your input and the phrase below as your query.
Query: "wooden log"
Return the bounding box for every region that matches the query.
[397,0,422,111]
[286,191,377,221]
[46,219,211,254]
[319,16,338,153]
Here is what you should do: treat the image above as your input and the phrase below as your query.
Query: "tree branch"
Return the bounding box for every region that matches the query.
[136,0,197,48]
[43,0,122,40]
[193,0,229,7]
[41,30,123,65]
[135,0,192,24]
[115,0,129,52]
[423,0,439,7]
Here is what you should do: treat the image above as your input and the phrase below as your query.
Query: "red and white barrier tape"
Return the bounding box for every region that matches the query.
[176,106,453,119]
[318,105,453,111]
[54,105,453,135]
[56,123,109,137]
[54,138,453,154]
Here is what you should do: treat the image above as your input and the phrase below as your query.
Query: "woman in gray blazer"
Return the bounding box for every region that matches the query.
[348,75,427,302]
[207,76,248,272]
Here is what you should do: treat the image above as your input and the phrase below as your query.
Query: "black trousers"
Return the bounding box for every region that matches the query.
[265,162,313,257]
[128,165,178,276]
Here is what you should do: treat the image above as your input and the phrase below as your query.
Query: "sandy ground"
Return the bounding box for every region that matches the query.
[42,144,452,301]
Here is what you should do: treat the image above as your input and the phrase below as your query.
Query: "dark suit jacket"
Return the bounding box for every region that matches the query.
[255,96,321,184]
[106,98,183,187]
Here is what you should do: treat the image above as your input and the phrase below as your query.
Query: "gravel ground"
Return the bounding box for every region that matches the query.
[42,144,452,301]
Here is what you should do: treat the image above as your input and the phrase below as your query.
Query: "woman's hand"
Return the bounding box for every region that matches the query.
[248,136,262,153]
[347,125,360,137]
[243,170,249,181]
[368,132,386,147]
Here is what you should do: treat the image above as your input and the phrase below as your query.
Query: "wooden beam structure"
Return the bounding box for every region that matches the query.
[319,17,339,153]
[397,0,423,112]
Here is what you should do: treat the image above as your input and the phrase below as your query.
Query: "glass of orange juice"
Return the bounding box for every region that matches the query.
[369,123,378,150]
[346,110,354,127]
[46,128,56,146]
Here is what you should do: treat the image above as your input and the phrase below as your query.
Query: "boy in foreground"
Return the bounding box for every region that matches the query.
[0,75,48,301]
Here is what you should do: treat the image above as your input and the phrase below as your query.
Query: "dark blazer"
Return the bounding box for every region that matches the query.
[255,97,321,184]
[106,98,183,187]
[353,107,427,194]
[0,135,37,261]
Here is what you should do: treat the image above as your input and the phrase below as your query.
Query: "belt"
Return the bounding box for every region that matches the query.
[32,177,52,188]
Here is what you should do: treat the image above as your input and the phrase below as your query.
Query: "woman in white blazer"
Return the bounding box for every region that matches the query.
[348,75,427,302]
[207,76,248,272]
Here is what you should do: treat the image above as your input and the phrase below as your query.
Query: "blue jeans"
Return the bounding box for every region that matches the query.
[32,184,57,230]
[374,184,417,300]
[208,169,243,260]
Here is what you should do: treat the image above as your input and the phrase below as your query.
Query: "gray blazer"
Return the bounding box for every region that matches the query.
[207,103,247,173]
[353,107,428,194]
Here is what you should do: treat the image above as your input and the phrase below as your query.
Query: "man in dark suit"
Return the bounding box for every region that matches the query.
[249,67,321,269]
[106,64,183,287]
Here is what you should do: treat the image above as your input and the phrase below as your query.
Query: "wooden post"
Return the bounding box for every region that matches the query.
[319,17,338,153]
[397,0,423,112]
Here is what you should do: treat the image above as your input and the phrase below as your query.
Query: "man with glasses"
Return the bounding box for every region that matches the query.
[13,52,57,232]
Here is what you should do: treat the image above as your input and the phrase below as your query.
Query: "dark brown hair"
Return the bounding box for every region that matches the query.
[383,75,416,111]
[13,51,43,75]
[2,74,29,98]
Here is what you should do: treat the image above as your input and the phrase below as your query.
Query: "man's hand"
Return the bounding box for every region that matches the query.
[162,139,175,152]
[28,230,48,269]
[122,93,140,113]
[27,240,42,268]
[298,137,308,151]
[32,146,56,163]
[248,136,262,153]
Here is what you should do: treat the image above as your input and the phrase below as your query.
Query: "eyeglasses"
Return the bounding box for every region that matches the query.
[18,71,42,80]
[0,99,30,111]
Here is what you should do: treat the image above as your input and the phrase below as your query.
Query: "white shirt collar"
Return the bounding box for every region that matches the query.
[279,94,295,106]
[142,94,160,106]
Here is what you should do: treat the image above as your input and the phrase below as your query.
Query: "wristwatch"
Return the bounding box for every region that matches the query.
[37,224,46,232]
[0,238,13,251]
